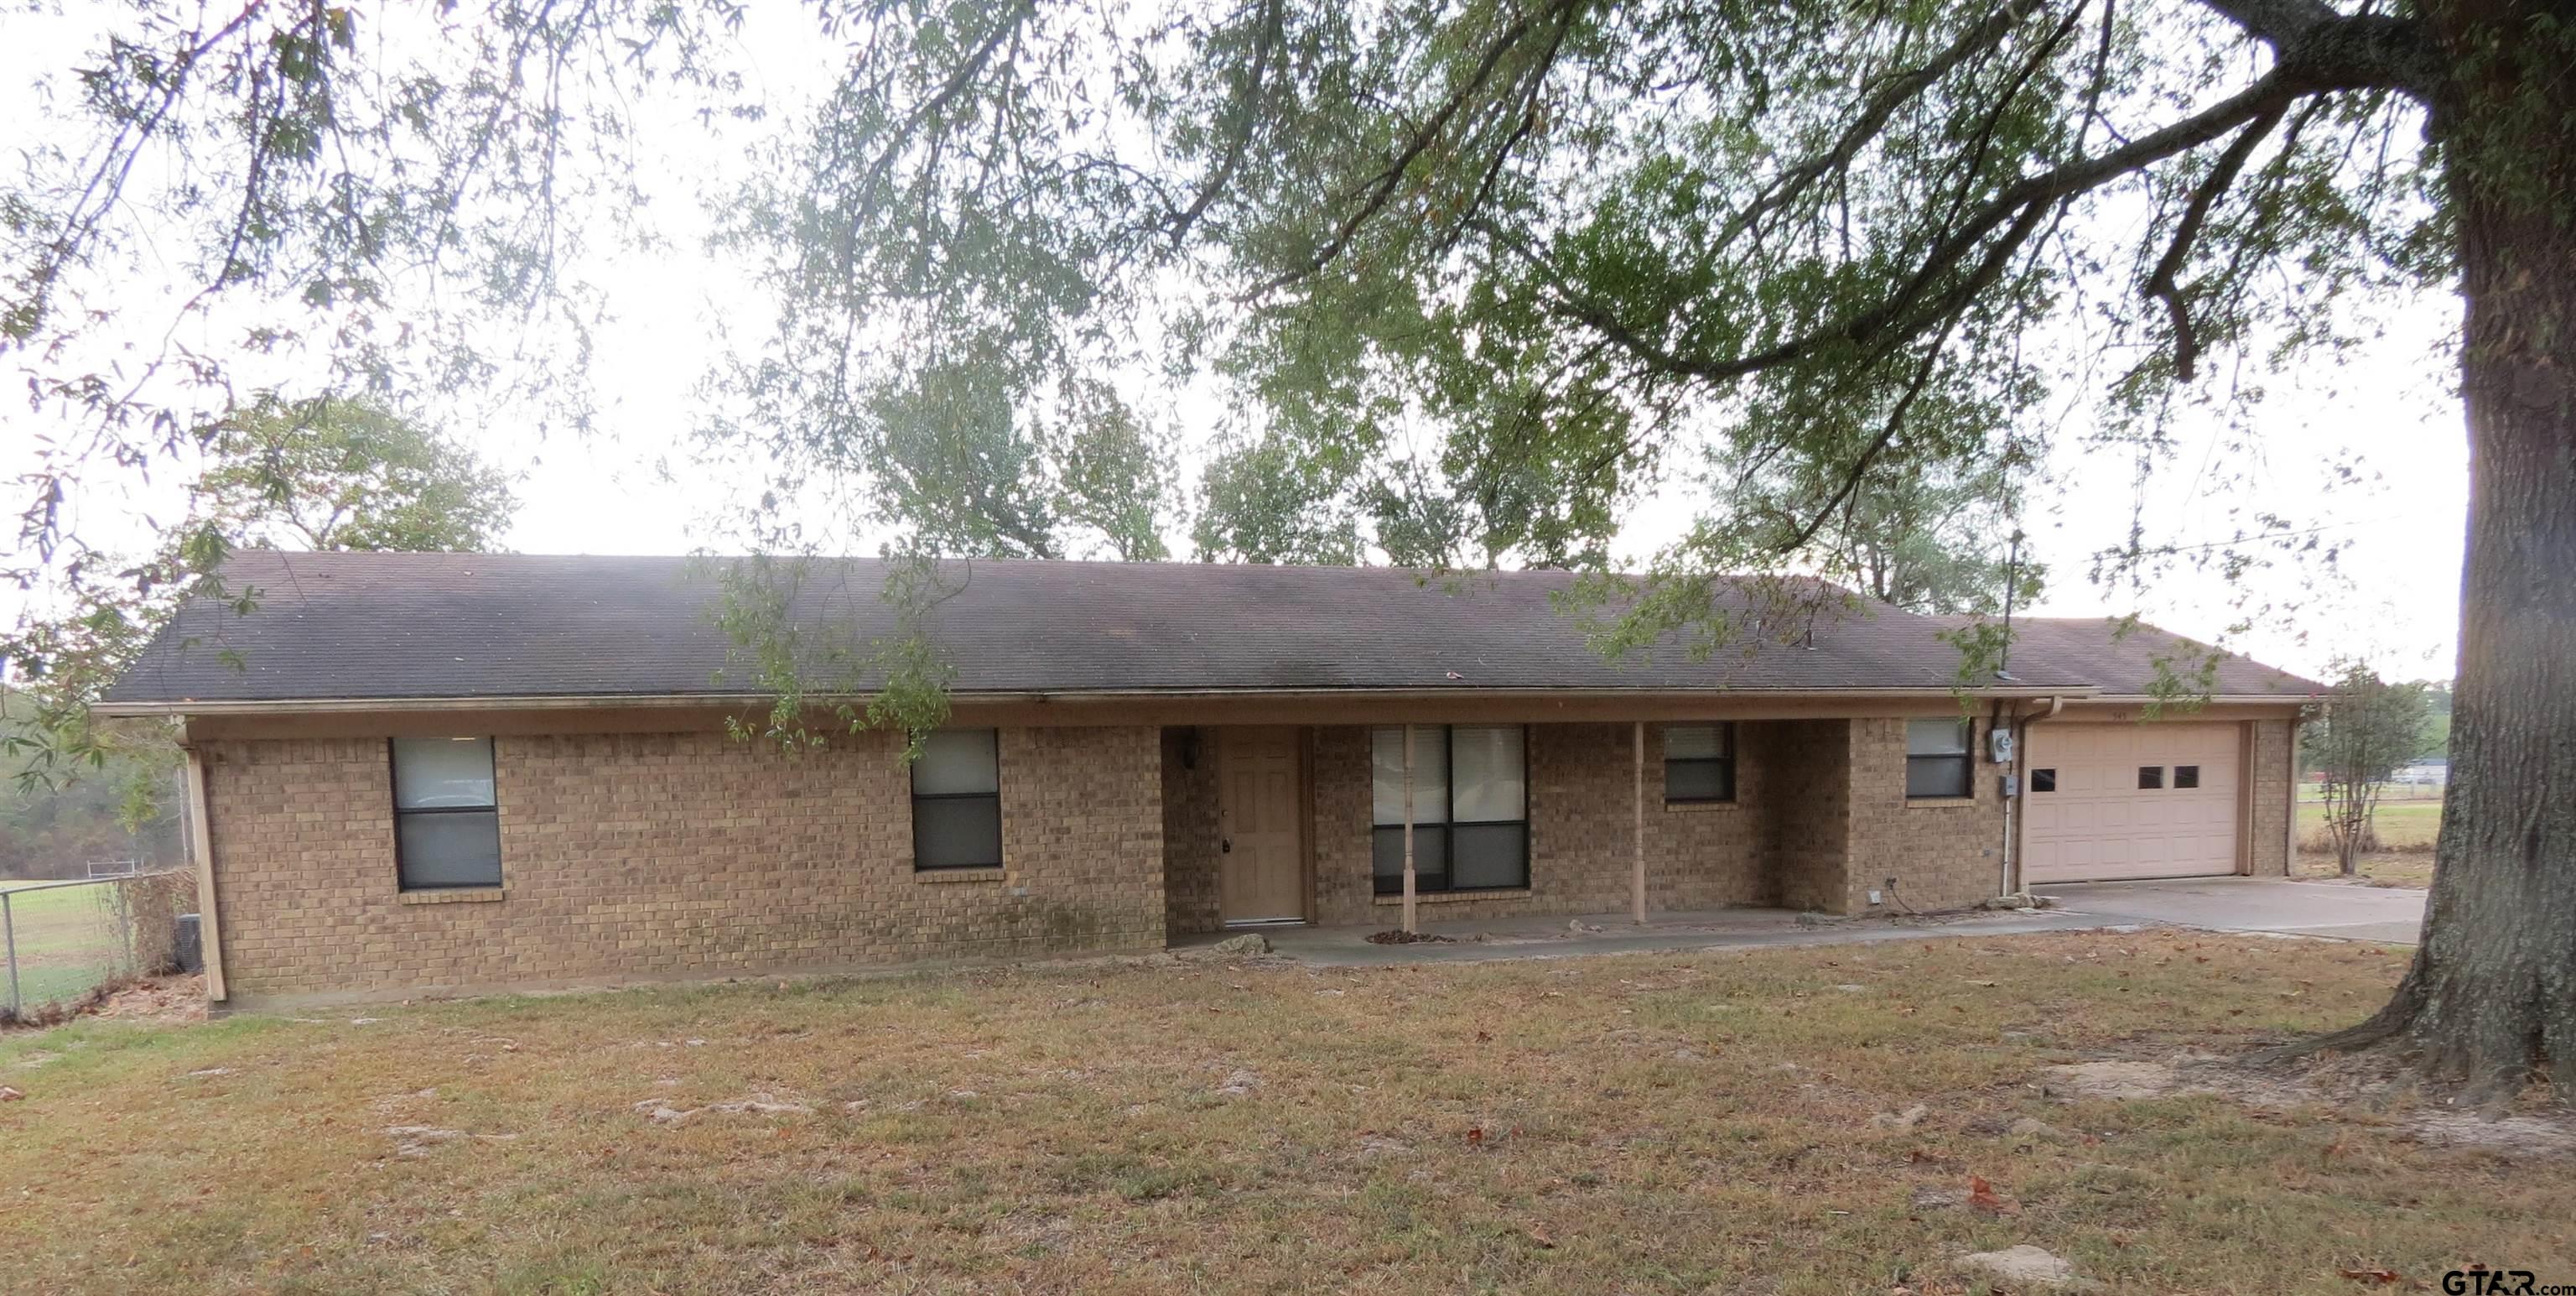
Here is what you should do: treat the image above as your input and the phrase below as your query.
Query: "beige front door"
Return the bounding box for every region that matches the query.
[1218,727,1306,924]
[2024,721,2243,883]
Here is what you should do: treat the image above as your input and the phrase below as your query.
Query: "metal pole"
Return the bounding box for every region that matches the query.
[1632,721,1647,925]
[3,891,18,1017]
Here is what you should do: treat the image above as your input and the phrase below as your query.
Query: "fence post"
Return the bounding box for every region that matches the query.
[3,890,17,1017]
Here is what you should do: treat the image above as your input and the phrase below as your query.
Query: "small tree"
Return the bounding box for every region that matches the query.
[194,396,517,553]
[2303,665,2431,877]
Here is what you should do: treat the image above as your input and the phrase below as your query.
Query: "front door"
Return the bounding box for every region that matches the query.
[1218,726,1306,924]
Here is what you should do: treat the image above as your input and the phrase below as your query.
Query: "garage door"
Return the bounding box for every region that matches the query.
[2023,723,2241,883]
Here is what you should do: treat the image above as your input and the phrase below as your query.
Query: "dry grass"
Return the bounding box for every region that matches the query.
[0,933,2567,1294]
[2296,851,2438,888]
[2296,800,2444,887]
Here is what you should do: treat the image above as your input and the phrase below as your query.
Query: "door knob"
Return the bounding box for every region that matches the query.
[1221,837,1232,853]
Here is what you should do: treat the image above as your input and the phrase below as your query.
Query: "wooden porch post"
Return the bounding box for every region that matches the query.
[1632,721,1646,924]
[1401,725,1419,934]
[183,745,227,1002]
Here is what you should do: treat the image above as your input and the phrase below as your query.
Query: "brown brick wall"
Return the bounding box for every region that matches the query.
[1300,716,2007,923]
[1312,722,1786,926]
[1161,727,1224,936]
[1760,719,1852,912]
[1845,716,2006,912]
[2247,716,2296,877]
[202,726,1163,1002]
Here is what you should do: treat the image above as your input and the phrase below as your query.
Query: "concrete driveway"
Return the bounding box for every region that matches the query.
[2034,877,2427,944]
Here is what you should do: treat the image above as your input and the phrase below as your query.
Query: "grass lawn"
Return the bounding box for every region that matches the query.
[0,933,2565,1293]
[2296,800,2443,887]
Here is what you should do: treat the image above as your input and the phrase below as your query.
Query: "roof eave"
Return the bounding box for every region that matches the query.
[93,682,2104,718]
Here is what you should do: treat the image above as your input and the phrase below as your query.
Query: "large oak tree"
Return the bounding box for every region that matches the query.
[3,2,2568,1093]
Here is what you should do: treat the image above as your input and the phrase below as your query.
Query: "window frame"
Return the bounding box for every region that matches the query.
[1903,717,1976,800]
[388,736,504,892]
[1662,722,1737,804]
[911,728,1005,872]
[1371,725,1530,895]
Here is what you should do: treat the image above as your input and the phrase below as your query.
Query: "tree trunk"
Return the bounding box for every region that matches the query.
[2309,2,2576,1098]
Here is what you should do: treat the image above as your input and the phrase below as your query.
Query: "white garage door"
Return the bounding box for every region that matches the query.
[2023,723,2241,883]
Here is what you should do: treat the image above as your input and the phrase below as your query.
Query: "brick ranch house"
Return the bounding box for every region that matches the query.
[100,552,2320,1007]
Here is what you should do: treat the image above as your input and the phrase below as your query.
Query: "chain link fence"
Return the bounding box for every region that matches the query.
[0,870,192,1025]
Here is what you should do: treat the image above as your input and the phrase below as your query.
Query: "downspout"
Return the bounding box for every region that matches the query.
[1992,699,2013,899]
[2007,695,2066,896]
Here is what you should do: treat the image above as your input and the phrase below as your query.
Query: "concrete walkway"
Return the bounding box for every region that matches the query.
[2034,877,2427,945]
[1176,876,2428,969]
[1181,905,2111,968]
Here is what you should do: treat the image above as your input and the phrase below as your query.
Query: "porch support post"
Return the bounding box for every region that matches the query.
[183,743,227,1002]
[1632,721,1646,924]
[1401,725,1418,934]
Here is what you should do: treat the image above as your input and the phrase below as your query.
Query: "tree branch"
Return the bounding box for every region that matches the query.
[2142,101,2287,381]
[2198,2,2438,100]
[1167,0,1285,250]
[2196,0,2340,47]
[1719,1,2046,249]
[1239,0,1586,301]
[1498,63,2328,391]
[1778,199,2054,551]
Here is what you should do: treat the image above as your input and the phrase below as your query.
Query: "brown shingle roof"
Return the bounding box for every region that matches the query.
[99,551,2310,708]
[1931,614,2324,699]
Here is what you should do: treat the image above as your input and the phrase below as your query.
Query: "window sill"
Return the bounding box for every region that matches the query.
[1663,799,1741,814]
[1903,797,1981,809]
[1374,887,1532,906]
[915,867,1007,884]
[398,887,506,905]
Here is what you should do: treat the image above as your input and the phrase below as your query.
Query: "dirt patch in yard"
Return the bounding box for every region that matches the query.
[2042,1051,2576,1159]
[88,974,206,1023]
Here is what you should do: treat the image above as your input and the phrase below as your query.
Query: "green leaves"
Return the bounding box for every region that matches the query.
[192,396,517,554]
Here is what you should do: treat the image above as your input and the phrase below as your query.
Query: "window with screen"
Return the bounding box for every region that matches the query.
[912,729,1004,870]
[1372,725,1528,894]
[391,737,503,890]
[1663,723,1736,804]
[1904,718,1974,799]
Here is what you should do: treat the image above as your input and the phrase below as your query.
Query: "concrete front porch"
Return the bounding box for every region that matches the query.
[1171,904,2106,967]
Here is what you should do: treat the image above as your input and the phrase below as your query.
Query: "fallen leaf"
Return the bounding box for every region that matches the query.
[1526,1226,1555,1249]
[1475,1030,1493,1044]
[1465,1127,1485,1148]
[0,1086,23,1101]
[1966,1174,2020,1215]
[2338,1268,2401,1286]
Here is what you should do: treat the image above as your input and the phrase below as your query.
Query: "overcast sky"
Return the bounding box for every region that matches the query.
[2,5,2470,684]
